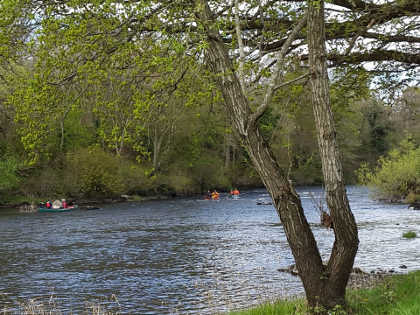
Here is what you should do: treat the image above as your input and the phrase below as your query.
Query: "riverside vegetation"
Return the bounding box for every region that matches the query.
[358,140,420,204]
[227,271,420,315]
[5,271,420,314]
[0,0,419,206]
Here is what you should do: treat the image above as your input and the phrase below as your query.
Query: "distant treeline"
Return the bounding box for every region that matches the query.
[1,65,418,203]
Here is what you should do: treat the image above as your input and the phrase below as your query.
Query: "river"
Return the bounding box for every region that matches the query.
[0,186,419,314]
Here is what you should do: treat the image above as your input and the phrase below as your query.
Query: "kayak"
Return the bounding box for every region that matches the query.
[38,205,78,213]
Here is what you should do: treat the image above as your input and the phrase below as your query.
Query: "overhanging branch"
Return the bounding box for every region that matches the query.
[273,72,310,92]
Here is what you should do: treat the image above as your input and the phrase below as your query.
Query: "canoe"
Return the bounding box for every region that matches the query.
[38,205,78,213]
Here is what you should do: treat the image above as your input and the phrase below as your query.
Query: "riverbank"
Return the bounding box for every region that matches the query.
[0,188,255,211]
[6,271,419,314]
[0,193,175,211]
[2,185,417,212]
[225,270,420,315]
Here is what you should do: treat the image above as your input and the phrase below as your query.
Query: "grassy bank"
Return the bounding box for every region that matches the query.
[3,271,419,314]
[226,270,420,315]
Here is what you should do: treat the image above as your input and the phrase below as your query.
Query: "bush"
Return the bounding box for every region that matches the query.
[163,153,231,194]
[21,166,64,198]
[63,147,150,198]
[0,156,20,191]
[357,140,420,201]
[15,148,156,199]
[402,231,417,239]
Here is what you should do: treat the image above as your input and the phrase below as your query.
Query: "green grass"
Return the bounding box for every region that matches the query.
[4,272,420,315]
[402,231,417,239]
[225,271,420,315]
[226,299,306,315]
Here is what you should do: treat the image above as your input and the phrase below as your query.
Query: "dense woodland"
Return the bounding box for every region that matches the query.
[0,1,417,202]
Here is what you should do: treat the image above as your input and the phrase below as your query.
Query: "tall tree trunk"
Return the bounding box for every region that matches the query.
[308,0,359,308]
[153,128,163,171]
[197,0,359,312]
[197,0,323,307]
[224,131,232,170]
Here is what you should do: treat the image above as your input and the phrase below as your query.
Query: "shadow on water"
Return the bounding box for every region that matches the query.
[0,186,419,314]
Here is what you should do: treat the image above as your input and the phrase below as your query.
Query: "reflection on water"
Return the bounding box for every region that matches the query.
[0,186,419,314]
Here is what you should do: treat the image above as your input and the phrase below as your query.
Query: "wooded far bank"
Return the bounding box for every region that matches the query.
[0,0,418,204]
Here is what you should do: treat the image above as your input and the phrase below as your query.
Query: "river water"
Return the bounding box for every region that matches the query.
[0,186,419,314]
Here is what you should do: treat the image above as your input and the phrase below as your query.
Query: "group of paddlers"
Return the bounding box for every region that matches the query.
[42,199,68,209]
[204,188,240,200]
[205,190,220,200]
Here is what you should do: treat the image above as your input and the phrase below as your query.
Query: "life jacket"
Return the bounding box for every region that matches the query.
[46,201,51,208]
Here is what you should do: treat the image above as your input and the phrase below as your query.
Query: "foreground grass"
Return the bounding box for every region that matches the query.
[2,271,419,314]
[226,271,420,315]
[1,297,120,315]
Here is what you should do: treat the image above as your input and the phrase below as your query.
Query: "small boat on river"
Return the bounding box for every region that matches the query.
[38,205,78,213]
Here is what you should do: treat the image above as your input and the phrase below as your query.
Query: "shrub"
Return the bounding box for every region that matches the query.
[164,154,231,194]
[402,231,417,239]
[0,156,20,191]
[405,191,420,204]
[357,140,420,201]
[63,147,151,198]
[117,162,153,195]
[16,148,154,199]
[20,166,64,198]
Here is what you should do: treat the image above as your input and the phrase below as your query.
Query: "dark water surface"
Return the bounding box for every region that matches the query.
[0,186,419,314]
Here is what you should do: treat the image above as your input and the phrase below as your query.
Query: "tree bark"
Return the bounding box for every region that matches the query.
[197,0,324,308]
[197,0,359,312]
[307,0,359,309]
[153,128,163,171]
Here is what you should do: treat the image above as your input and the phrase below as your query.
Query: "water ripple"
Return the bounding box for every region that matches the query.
[0,186,419,313]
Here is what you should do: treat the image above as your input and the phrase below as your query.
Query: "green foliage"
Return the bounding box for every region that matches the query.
[0,156,20,191]
[0,0,417,200]
[348,272,420,315]
[358,100,395,165]
[64,147,136,197]
[226,271,420,315]
[226,298,305,315]
[166,126,232,194]
[18,148,154,199]
[330,67,369,181]
[8,75,55,164]
[357,139,420,201]
[402,231,417,239]
[267,70,323,184]
[19,166,62,198]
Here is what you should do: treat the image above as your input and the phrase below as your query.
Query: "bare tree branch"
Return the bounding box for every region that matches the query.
[273,72,310,92]
[249,11,308,126]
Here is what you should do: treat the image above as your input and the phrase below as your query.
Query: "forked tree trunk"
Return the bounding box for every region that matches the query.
[307,0,359,308]
[197,0,358,312]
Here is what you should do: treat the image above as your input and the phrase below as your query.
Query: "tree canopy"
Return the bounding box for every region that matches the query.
[0,0,417,196]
